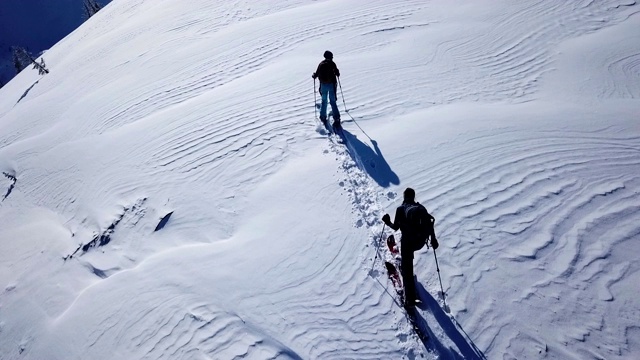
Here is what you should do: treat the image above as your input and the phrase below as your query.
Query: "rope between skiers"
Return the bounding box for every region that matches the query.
[337,78,373,140]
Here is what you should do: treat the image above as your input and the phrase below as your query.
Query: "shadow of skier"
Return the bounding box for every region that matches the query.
[416,282,488,360]
[338,129,400,188]
[368,263,483,358]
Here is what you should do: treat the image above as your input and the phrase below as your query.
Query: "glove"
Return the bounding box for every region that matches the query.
[312,73,317,79]
[431,238,439,250]
[382,214,391,224]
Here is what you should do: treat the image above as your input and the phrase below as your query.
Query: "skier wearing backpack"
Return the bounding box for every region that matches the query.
[312,50,341,129]
[382,188,439,307]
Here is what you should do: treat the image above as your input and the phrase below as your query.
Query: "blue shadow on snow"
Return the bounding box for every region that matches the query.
[338,129,399,188]
[416,281,487,360]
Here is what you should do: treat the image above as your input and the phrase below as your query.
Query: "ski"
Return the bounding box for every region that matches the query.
[321,118,333,134]
[386,234,399,254]
[383,236,430,344]
[316,104,343,140]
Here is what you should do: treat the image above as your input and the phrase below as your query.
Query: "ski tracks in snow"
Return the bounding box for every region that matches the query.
[318,124,430,358]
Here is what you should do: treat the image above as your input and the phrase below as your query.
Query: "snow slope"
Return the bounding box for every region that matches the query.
[1,0,639,359]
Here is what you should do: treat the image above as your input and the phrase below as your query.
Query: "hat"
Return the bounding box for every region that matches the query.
[323,50,333,59]
[403,188,415,201]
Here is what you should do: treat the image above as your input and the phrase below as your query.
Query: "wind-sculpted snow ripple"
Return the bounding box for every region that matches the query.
[543,10,640,101]
[346,0,636,120]
[70,287,305,360]
[132,306,302,360]
[411,126,640,359]
[63,1,420,140]
[248,217,414,359]
[606,52,640,99]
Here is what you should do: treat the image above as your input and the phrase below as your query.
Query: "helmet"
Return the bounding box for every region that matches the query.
[323,50,333,59]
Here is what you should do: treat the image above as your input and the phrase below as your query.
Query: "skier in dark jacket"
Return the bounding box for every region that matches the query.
[312,50,341,128]
[382,188,438,307]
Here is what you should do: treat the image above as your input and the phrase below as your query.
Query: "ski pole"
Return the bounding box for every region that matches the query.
[371,223,386,271]
[433,249,448,310]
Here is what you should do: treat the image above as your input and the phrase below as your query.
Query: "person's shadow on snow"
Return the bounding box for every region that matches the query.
[338,129,399,188]
[416,281,487,360]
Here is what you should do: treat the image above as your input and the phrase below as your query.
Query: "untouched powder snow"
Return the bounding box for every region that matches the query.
[0,0,639,359]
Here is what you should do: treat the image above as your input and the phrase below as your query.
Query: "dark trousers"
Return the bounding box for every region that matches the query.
[401,249,416,303]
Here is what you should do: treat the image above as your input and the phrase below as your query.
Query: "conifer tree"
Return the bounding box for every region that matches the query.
[83,0,102,19]
[11,47,49,75]
[12,47,27,74]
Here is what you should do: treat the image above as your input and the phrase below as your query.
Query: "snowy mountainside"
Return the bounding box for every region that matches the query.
[1,0,639,359]
[0,0,113,86]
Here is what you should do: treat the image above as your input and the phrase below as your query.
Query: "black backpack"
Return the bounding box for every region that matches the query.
[316,60,339,83]
[403,203,433,251]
